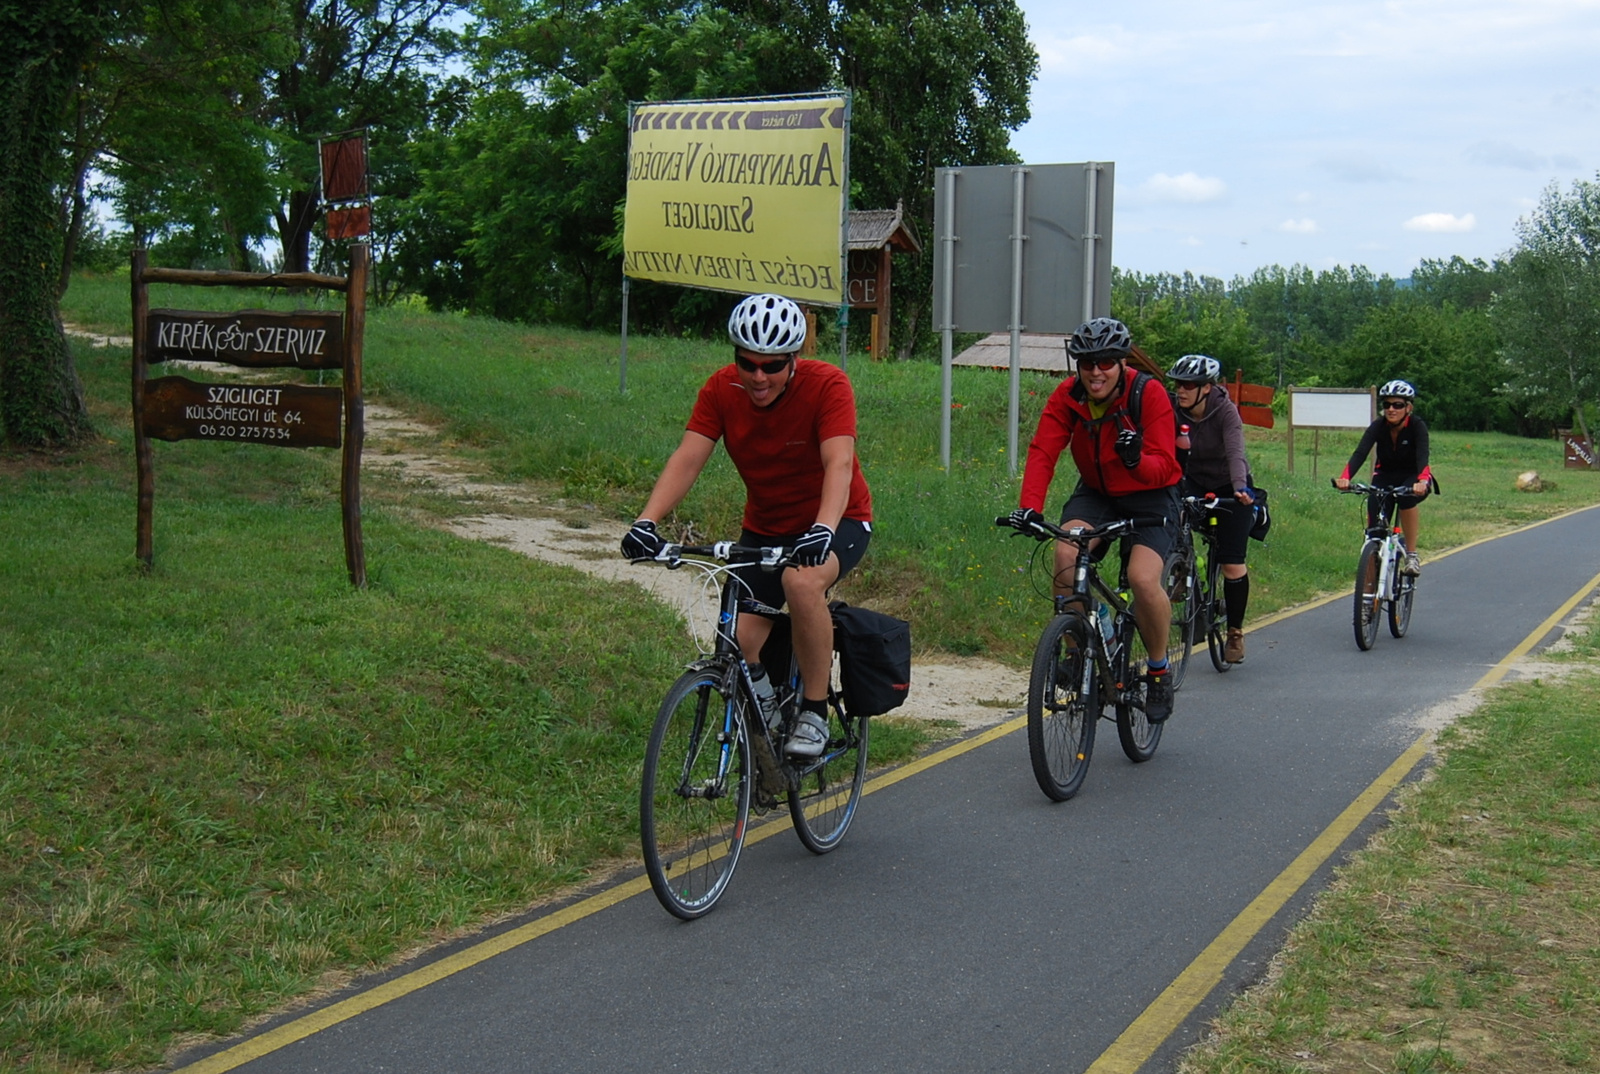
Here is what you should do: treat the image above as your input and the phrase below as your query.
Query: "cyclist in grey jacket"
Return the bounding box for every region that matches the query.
[1168,355,1256,664]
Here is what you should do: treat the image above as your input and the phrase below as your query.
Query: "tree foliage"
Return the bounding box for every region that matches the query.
[398,0,1037,343]
[1492,176,1600,446]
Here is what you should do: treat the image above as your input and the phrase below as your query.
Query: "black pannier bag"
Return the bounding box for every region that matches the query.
[829,601,911,717]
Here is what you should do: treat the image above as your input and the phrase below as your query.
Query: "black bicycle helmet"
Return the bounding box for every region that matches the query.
[1166,354,1221,384]
[728,293,807,355]
[1379,379,1416,400]
[1066,317,1132,360]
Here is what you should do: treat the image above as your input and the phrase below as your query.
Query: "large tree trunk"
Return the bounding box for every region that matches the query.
[0,1,98,449]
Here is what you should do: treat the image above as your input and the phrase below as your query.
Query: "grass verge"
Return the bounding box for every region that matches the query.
[0,334,933,1073]
[1181,611,1600,1073]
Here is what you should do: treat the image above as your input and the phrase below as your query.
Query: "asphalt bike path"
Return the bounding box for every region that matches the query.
[171,506,1600,1074]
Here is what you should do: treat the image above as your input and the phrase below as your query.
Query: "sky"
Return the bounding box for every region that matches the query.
[1007,0,1600,282]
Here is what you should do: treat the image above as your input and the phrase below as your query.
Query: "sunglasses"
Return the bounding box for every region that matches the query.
[1383,400,1410,410]
[1173,381,1204,390]
[1074,356,1122,372]
[735,355,792,375]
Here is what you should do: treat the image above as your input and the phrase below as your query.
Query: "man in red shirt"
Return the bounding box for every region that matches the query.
[621,294,873,757]
[1007,318,1183,722]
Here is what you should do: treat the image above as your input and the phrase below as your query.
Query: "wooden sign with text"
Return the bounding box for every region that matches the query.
[142,377,342,447]
[146,309,345,369]
[132,250,370,586]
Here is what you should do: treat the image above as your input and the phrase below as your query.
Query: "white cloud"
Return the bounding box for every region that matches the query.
[1404,212,1477,232]
[1140,172,1228,203]
[1278,218,1319,233]
[1181,235,1204,246]
[1320,157,1407,184]
[1464,141,1547,170]
[1032,31,1128,74]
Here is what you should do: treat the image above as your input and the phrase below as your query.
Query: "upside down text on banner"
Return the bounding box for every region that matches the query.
[623,95,848,306]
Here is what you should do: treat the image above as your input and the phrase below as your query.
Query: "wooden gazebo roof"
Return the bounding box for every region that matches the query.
[847,203,922,254]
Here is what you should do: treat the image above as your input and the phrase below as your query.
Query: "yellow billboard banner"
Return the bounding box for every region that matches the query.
[623,95,848,306]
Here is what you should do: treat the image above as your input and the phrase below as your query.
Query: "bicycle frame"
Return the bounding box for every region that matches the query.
[635,540,872,918]
[1337,483,1417,650]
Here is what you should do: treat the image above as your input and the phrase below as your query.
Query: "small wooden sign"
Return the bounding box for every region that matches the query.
[1561,431,1597,469]
[146,309,345,369]
[142,376,342,447]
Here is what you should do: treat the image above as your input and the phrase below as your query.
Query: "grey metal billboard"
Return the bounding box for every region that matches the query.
[932,162,1115,473]
[932,163,1114,334]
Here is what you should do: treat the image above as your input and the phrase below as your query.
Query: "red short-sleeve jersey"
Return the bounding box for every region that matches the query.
[686,359,873,535]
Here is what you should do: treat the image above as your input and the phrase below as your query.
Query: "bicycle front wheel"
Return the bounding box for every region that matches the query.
[1164,548,1196,690]
[1388,563,1415,638]
[788,703,869,854]
[1026,613,1098,801]
[1116,616,1164,762]
[641,669,753,920]
[1199,551,1228,673]
[1353,540,1383,651]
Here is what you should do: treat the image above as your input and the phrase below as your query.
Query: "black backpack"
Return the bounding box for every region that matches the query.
[829,601,911,717]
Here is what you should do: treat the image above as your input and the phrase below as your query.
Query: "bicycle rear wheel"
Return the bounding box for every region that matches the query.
[1388,564,1414,638]
[788,681,868,853]
[641,669,753,919]
[1203,551,1231,673]
[1353,541,1383,651]
[1026,613,1098,801]
[1163,548,1196,690]
[1116,615,1163,762]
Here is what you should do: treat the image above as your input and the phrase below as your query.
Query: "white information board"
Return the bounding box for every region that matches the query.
[1289,388,1372,429]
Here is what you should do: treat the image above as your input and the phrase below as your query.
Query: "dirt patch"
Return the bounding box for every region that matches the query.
[359,401,1024,732]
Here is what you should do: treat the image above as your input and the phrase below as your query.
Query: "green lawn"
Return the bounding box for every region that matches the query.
[4,272,1594,1073]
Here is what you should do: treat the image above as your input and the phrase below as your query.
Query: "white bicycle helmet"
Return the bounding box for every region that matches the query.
[728,293,807,355]
[1166,354,1221,384]
[1379,379,1416,399]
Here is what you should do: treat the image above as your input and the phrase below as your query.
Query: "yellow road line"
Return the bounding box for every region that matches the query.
[1084,567,1600,1074]
[173,717,1027,1073]
[174,507,1600,1073]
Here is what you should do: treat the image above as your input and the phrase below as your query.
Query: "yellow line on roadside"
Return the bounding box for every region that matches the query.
[172,717,1028,1073]
[173,507,1600,1073]
[1083,566,1600,1074]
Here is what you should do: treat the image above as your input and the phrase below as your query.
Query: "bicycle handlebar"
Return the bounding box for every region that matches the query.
[638,541,793,570]
[1332,479,1404,499]
[995,513,1167,544]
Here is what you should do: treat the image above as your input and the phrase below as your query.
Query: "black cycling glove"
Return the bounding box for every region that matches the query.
[621,519,666,560]
[1007,507,1046,534]
[791,523,835,567]
[1114,428,1143,469]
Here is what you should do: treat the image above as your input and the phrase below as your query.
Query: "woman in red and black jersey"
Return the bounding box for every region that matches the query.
[1335,379,1434,576]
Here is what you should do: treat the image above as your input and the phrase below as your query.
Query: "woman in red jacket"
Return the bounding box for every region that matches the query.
[1008,318,1184,722]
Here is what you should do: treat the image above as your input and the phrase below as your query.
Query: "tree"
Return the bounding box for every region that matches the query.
[1492,177,1600,451]
[0,0,109,448]
[1111,270,1269,382]
[1341,299,1511,432]
[398,0,1036,344]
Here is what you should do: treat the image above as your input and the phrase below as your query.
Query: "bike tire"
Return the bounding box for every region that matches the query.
[640,669,753,919]
[1388,561,1415,638]
[1204,550,1231,673]
[1163,548,1196,690]
[1353,540,1383,651]
[1116,614,1164,762]
[788,701,869,855]
[1026,613,1098,801]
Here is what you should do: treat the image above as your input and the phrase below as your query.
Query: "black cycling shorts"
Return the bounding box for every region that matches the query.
[733,517,872,616]
[1190,482,1253,566]
[1060,482,1179,561]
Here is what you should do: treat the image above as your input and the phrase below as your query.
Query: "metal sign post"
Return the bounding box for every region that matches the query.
[932,162,1115,474]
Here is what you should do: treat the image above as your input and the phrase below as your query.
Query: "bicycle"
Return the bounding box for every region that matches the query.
[996,513,1170,801]
[633,541,868,919]
[1334,481,1418,651]
[1171,493,1236,674]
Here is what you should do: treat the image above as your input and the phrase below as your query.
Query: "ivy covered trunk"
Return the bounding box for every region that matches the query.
[0,0,100,449]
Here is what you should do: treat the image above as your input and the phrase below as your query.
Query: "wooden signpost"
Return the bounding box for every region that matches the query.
[131,245,369,586]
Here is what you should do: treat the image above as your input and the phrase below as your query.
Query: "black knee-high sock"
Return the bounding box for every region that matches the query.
[1224,574,1250,629]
